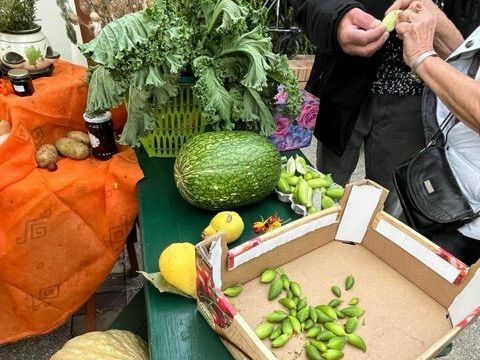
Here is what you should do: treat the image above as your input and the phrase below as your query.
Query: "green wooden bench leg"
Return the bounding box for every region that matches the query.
[435,343,453,358]
[110,288,148,342]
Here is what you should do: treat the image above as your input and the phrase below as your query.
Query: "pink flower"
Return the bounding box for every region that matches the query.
[275,92,288,104]
[297,103,318,129]
[274,117,290,137]
[274,87,289,105]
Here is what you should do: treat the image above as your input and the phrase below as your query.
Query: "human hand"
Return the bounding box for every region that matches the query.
[387,0,421,13]
[386,0,445,29]
[395,3,436,67]
[337,8,389,57]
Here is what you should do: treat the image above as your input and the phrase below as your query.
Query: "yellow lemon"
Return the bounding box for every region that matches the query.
[201,211,244,243]
[159,243,196,297]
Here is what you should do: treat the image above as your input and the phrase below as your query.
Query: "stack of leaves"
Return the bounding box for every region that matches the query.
[80,0,301,146]
[255,270,366,360]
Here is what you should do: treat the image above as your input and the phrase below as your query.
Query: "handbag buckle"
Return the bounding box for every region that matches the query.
[424,179,435,194]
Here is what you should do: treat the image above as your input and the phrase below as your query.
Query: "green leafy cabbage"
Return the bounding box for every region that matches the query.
[81,0,301,146]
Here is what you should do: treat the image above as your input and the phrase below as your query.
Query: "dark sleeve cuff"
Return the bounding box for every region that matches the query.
[289,0,364,52]
[332,2,366,52]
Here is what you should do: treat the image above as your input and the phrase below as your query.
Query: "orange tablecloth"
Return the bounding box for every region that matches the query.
[0,61,144,344]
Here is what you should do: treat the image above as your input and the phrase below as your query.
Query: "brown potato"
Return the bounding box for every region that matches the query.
[66,130,90,146]
[55,138,90,160]
[36,144,58,171]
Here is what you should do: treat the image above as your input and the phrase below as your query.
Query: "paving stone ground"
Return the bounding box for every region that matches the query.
[1,140,478,359]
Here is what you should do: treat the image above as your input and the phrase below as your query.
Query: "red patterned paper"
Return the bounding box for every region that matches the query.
[227,237,262,270]
[457,306,480,329]
[435,247,469,285]
[196,241,236,328]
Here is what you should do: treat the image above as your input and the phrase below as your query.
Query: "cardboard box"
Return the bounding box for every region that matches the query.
[195,180,480,360]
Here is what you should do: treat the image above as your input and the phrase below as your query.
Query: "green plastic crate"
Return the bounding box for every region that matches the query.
[140,83,208,157]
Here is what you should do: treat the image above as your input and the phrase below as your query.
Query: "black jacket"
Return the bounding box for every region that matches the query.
[289,0,480,156]
[289,0,389,156]
[444,0,480,38]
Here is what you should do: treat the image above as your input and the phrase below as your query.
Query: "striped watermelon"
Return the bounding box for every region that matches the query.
[174,131,281,210]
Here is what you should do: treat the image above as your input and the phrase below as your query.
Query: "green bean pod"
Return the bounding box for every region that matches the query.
[305,344,322,360]
[260,269,276,283]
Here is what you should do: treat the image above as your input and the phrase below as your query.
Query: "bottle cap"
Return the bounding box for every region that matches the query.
[8,69,29,80]
[83,111,112,124]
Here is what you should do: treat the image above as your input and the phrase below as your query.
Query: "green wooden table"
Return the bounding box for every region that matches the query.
[136,148,300,360]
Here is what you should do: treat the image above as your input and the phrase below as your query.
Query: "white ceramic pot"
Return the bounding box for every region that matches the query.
[0,26,59,72]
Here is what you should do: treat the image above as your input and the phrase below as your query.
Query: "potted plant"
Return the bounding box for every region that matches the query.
[0,0,59,74]
[80,0,302,150]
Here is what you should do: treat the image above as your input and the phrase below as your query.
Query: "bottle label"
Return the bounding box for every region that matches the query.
[13,85,25,93]
[88,132,101,148]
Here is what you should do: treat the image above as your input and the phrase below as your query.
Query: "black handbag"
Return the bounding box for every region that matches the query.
[394,113,478,235]
[393,54,480,236]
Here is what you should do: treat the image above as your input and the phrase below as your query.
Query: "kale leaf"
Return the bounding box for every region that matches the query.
[81,0,301,146]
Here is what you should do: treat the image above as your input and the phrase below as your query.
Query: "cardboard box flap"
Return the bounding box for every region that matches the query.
[224,181,387,283]
[210,237,224,289]
[196,234,226,289]
[448,260,480,326]
[363,212,479,310]
[219,316,277,360]
[227,211,338,270]
[374,215,465,284]
[222,208,339,287]
[336,181,388,244]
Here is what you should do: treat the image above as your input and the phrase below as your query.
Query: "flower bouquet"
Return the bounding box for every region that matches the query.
[268,85,319,151]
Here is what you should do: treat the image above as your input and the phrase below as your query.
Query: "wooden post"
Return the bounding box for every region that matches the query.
[85,294,96,332]
[73,0,95,44]
[126,221,140,276]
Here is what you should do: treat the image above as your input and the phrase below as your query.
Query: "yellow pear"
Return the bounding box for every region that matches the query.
[201,211,244,243]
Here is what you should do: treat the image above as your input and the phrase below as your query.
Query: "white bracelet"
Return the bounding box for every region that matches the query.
[411,50,438,75]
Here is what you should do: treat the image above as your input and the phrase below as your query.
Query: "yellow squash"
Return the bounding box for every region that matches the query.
[159,243,196,297]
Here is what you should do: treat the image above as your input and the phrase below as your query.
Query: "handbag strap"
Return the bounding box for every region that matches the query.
[468,52,480,78]
[425,113,455,148]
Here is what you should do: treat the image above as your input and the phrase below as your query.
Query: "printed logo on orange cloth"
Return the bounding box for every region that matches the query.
[16,208,52,245]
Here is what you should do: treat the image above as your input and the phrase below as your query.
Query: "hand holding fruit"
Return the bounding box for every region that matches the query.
[395,3,437,68]
[390,0,463,60]
[386,0,444,27]
[337,8,389,57]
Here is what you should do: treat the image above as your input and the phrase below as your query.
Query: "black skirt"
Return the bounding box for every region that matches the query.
[430,228,480,266]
